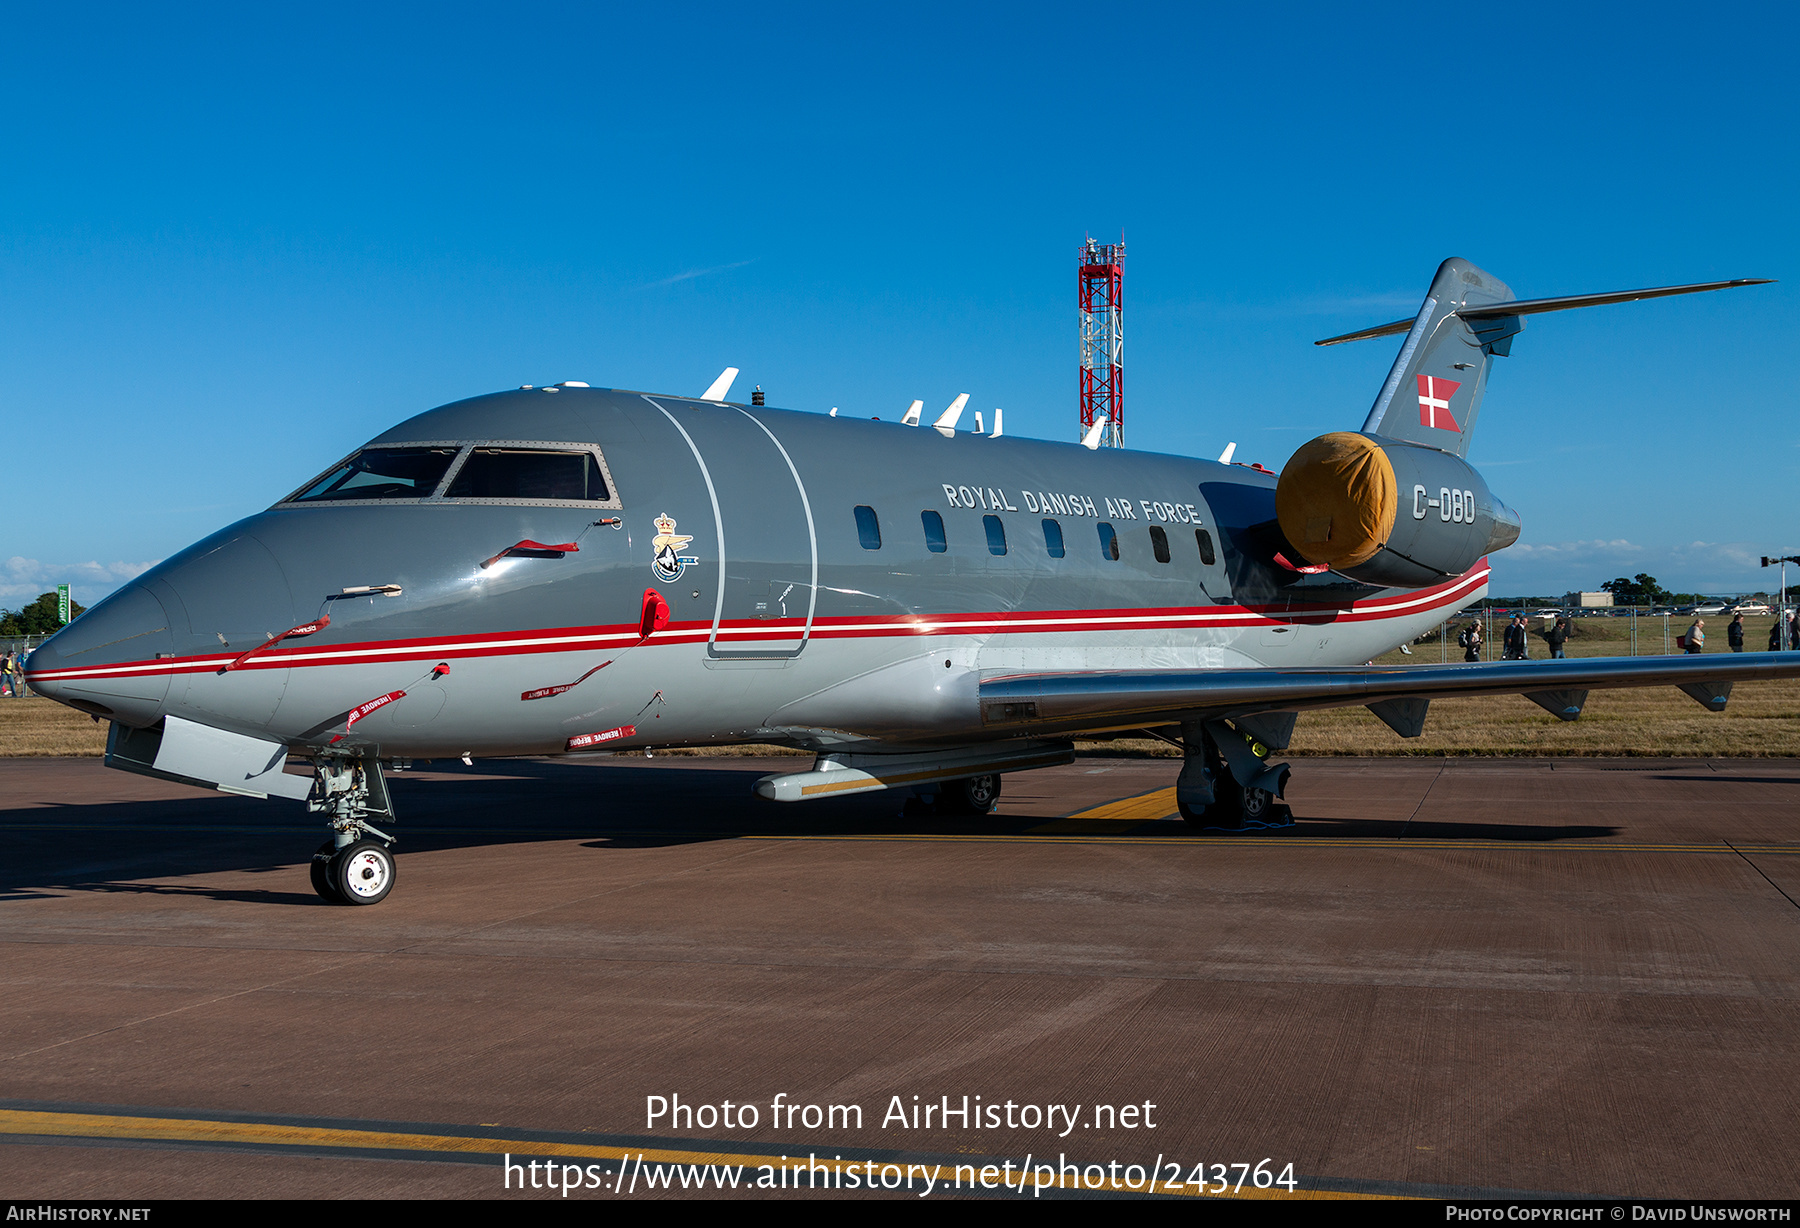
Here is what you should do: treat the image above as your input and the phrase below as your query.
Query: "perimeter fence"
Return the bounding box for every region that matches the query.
[1419,606,1799,663]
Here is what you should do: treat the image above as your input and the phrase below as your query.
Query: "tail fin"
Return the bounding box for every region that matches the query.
[1317,259,1771,458]
[1334,258,1514,458]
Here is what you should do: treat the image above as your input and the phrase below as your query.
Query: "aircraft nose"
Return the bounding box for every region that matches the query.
[25,583,176,724]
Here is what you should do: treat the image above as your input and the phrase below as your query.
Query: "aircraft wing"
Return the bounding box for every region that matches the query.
[977,653,1800,738]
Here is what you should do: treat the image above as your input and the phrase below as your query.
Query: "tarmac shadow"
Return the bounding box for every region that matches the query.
[1285,817,1619,842]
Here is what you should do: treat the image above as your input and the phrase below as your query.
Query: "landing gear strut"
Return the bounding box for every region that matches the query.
[1175,720,1293,830]
[307,755,398,905]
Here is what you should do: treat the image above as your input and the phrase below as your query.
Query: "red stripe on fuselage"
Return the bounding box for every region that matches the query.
[27,564,1490,684]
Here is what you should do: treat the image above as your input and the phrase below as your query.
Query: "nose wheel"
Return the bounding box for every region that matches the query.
[310,837,396,905]
[309,841,342,903]
[333,840,396,905]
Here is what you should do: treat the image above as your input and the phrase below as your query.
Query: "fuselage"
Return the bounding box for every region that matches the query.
[26,386,1489,757]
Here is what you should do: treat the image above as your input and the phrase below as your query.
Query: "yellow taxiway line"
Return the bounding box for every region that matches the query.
[0,1107,1393,1199]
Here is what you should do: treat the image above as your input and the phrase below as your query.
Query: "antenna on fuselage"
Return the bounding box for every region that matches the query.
[1218,441,1236,464]
[901,400,923,426]
[700,367,739,401]
[990,407,1004,438]
[1081,414,1110,450]
[934,394,969,437]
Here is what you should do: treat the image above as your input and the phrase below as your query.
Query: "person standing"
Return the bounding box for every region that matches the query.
[1503,616,1527,660]
[1462,619,1483,662]
[0,651,12,697]
[1729,614,1745,652]
[1546,617,1570,659]
[1685,618,1705,654]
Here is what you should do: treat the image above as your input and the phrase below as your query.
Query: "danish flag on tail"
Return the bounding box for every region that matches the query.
[1416,375,1461,432]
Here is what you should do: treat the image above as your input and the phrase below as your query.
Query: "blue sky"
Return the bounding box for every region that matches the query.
[4,2,1795,606]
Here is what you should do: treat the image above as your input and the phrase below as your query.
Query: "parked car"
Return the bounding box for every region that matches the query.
[1732,602,1772,615]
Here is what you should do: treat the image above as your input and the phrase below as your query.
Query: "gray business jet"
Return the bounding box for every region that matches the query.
[25,259,1788,904]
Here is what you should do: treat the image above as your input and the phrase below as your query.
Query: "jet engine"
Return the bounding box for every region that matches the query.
[1275,432,1520,588]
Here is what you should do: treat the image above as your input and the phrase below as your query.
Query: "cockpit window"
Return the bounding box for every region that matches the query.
[290,447,460,502]
[446,449,611,501]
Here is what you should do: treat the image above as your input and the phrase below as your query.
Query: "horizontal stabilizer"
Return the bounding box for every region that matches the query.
[1456,279,1774,321]
[1315,278,1773,346]
[1324,261,1774,460]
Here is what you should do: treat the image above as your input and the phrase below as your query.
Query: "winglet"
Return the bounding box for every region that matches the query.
[901,399,923,426]
[700,367,739,401]
[1082,415,1109,450]
[934,393,969,437]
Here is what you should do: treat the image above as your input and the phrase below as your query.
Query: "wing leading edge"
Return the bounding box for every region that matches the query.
[978,654,1800,738]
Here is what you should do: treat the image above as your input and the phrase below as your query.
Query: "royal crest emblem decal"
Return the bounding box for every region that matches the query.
[650,512,699,583]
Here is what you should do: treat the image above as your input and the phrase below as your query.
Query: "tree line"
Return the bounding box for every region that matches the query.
[0,591,88,636]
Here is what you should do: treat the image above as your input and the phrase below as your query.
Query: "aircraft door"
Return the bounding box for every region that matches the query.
[649,402,816,659]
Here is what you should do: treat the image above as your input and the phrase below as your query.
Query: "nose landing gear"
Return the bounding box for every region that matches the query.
[306,755,399,905]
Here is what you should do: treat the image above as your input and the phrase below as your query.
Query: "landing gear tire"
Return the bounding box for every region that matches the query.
[943,774,1001,815]
[1239,785,1275,824]
[1177,797,1209,825]
[332,840,396,906]
[309,841,342,903]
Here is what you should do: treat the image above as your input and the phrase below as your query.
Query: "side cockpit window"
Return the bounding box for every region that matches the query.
[290,447,461,502]
[447,449,610,501]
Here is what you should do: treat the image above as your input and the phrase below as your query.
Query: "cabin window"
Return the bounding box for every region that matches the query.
[447,449,611,501]
[983,515,1007,556]
[1041,519,1065,558]
[1196,528,1217,566]
[1149,525,1171,564]
[1097,522,1119,561]
[290,447,461,502]
[922,510,947,553]
[854,505,882,550]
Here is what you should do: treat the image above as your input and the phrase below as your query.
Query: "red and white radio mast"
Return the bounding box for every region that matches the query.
[1078,237,1125,448]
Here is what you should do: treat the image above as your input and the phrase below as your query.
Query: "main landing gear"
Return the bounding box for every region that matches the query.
[1175,719,1293,830]
[307,755,398,905]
